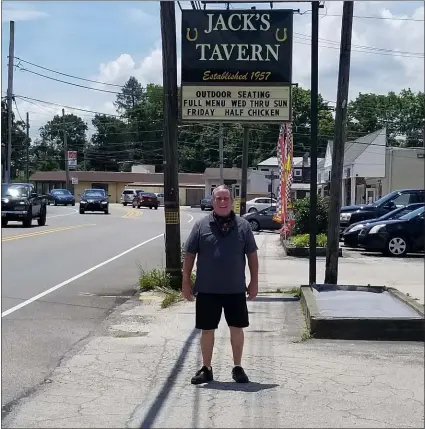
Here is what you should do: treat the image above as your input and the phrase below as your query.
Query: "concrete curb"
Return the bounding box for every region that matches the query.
[301,284,425,341]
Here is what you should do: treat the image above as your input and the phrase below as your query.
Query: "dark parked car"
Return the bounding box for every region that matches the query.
[342,203,424,248]
[340,189,425,237]
[47,189,75,206]
[242,206,281,232]
[357,206,424,257]
[132,192,159,209]
[1,183,47,227]
[79,189,110,214]
[200,195,213,211]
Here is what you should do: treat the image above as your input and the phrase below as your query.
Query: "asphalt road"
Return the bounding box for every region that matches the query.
[1,203,205,411]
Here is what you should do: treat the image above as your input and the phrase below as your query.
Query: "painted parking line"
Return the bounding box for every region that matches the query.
[1,224,95,242]
[122,209,143,219]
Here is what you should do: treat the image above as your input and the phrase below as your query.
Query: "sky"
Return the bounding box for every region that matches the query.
[1,0,424,140]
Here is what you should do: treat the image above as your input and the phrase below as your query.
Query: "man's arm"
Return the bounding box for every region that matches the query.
[182,222,200,299]
[245,225,259,298]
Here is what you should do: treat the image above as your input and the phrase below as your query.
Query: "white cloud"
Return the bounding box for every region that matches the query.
[2,3,48,22]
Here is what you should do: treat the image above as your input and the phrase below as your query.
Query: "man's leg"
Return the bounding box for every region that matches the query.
[223,294,250,383]
[229,327,244,367]
[200,330,215,367]
[191,294,222,385]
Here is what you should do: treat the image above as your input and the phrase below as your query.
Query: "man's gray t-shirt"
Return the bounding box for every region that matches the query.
[184,213,258,294]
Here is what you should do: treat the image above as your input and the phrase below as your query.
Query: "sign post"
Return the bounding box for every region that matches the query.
[181,9,293,124]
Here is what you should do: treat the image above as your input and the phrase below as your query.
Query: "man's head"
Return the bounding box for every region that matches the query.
[212,185,233,217]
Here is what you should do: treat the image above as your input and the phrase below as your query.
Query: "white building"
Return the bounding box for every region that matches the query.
[318,128,424,205]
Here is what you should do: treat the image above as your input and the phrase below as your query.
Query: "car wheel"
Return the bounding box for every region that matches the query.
[72,202,75,206]
[248,207,257,213]
[248,219,260,231]
[149,206,152,209]
[2,219,8,227]
[385,235,409,257]
[123,203,127,206]
[22,209,32,228]
[201,206,205,211]
[104,210,109,215]
[37,207,47,226]
[154,206,158,210]
[79,208,85,214]
[137,204,141,209]
[54,200,57,206]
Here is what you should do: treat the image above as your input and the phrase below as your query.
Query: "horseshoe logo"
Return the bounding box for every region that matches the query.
[186,28,198,42]
[275,28,287,42]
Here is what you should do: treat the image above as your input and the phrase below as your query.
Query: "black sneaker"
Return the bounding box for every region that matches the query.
[191,366,213,385]
[232,366,249,383]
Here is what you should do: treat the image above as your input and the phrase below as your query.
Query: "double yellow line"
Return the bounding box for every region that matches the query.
[122,209,143,219]
[2,224,95,242]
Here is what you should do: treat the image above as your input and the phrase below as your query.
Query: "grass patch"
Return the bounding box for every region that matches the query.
[139,267,171,291]
[301,329,313,341]
[161,290,183,308]
[263,286,301,298]
[290,233,327,248]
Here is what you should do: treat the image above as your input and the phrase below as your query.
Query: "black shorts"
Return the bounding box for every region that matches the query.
[195,293,249,330]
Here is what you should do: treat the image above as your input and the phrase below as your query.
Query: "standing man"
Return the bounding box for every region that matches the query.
[182,185,259,385]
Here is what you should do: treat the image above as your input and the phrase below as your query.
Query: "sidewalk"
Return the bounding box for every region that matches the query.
[3,235,424,428]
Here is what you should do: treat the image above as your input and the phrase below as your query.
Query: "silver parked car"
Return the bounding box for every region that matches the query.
[121,189,140,206]
[155,193,164,206]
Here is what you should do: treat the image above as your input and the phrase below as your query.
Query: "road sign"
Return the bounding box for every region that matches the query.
[181,9,293,123]
[71,177,78,185]
[233,197,241,215]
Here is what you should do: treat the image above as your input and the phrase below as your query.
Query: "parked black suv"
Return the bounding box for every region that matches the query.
[339,189,425,237]
[1,183,47,227]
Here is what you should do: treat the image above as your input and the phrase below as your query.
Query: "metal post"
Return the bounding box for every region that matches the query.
[219,123,224,184]
[160,1,182,289]
[240,126,249,216]
[309,1,319,285]
[62,109,70,191]
[26,112,30,183]
[6,21,15,183]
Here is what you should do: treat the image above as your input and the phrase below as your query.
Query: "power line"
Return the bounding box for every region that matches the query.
[14,56,124,88]
[304,11,424,22]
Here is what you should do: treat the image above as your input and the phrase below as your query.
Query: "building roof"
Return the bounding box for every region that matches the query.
[257,156,324,168]
[29,170,205,186]
[328,128,386,165]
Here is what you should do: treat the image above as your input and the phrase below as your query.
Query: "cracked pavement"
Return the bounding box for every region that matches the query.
[3,235,424,428]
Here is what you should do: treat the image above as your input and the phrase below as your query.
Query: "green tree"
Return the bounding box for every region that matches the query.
[347,89,424,146]
[36,114,88,170]
[1,99,28,180]
[89,114,132,171]
[114,76,144,114]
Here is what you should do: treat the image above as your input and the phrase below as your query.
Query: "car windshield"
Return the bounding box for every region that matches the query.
[123,190,134,195]
[1,184,28,198]
[143,193,156,197]
[52,189,71,195]
[83,190,105,198]
[372,191,400,207]
[399,206,424,220]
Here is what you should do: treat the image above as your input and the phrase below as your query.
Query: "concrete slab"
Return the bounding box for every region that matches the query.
[301,284,425,341]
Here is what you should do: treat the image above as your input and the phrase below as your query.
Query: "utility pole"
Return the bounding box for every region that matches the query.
[160,1,182,288]
[25,112,30,183]
[6,21,15,183]
[325,1,354,284]
[62,109,70,191]
[219,123,224,184]
[240,126,249,216]
[309,2,320,285]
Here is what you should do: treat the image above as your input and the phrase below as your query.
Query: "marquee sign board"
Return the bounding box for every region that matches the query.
[181,9,293,123]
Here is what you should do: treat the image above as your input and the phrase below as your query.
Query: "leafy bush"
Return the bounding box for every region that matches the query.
[290,233,327,248]
[293,196,329,235]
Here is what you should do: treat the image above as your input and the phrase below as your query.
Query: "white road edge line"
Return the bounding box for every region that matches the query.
[1,233,164,318]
